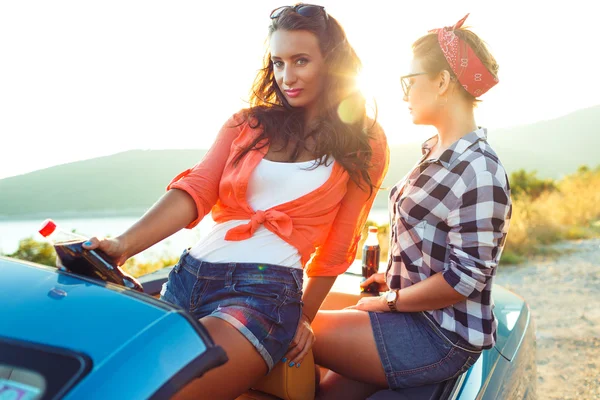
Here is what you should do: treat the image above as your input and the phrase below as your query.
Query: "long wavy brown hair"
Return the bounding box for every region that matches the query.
[234,7,377,195]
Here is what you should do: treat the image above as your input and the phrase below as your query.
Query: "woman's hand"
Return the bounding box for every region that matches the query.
[360,272,389,292]
[82,236,129,266]
[283,314,314,368]
[345,294,389,312]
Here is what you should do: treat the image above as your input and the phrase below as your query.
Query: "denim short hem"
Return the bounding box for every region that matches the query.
[210,311,275,371]
[161,250,303,375]
[369,311,394,379]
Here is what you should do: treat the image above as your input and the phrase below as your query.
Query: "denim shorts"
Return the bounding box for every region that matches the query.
[369,310,482,389]
[160,250,304,371]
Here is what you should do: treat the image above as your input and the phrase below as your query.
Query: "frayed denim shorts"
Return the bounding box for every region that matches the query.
[369,311,482,389]
[160,250,303,371]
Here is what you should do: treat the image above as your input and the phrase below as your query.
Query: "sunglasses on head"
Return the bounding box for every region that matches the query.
[270,4,328,21]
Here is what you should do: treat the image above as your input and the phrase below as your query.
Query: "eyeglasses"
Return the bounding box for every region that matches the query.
[270,4,328,21]
[400,72,427,97]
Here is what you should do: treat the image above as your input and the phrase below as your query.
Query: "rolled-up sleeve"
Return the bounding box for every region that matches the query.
[443,171,511,297]
[167,113,244,228]
[305,124,390,277]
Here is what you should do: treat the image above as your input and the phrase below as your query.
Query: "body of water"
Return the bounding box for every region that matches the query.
[0,208,389,261]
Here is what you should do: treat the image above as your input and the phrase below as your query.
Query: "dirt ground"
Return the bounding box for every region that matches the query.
[494,238,600,400]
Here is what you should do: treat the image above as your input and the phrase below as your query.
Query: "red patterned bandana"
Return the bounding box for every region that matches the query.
[429,14,498,97]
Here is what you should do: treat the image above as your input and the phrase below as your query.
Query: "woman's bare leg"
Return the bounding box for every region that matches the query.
[172,316,268,400]
[317,370,383,400]
[312,310,388,399]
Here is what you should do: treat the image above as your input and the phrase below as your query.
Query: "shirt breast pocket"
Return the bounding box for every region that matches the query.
[395,207,426,270]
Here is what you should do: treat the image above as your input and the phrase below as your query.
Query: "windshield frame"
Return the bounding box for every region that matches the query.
[0,336,92,400]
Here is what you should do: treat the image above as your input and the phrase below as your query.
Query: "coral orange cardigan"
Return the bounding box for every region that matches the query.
[167,112,389,277]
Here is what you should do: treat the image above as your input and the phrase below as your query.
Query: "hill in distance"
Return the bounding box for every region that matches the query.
[0,149,207,219]
[1,105,598,219]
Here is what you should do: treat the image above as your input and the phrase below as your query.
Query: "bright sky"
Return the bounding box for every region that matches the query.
[1,1,597,179]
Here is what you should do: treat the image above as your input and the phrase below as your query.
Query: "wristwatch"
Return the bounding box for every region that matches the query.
[385,290,399,312]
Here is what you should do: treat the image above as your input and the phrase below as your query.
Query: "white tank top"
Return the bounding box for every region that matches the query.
[189,158,334,268]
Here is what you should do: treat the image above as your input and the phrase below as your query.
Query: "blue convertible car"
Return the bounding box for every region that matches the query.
[0,256,536,399]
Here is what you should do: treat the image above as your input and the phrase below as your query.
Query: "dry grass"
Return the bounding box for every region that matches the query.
[122,253,180,278]
[503,168,600,263]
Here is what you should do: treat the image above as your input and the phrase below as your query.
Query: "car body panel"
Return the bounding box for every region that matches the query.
[64,312,208,400]
[0,257,227,400]
[1,258,536,400]
[0,258,167,365]
[492,285,530,361]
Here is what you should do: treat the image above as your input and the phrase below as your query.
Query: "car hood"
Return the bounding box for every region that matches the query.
[0,257,173,364]
[493,284,532,361]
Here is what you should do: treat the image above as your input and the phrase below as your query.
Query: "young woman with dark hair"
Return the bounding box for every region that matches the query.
[82,4,389,399]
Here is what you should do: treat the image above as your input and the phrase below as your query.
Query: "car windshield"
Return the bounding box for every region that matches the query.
[0,367,45,400]
[0,337,91,400]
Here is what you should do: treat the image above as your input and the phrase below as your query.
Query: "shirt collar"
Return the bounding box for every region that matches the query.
[421,128,488,169]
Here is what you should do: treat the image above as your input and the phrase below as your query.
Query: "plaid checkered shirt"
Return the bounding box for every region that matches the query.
[386,128,512,349]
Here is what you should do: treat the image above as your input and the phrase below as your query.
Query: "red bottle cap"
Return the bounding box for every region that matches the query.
[39,219,57,237]
[368,226,378,233]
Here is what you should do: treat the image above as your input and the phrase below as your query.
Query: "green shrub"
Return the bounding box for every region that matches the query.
[4,237,176,278]
[510,169,557,199]
[5,237,56,267]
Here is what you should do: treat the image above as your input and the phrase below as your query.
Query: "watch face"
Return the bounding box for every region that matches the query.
[386,290,396,302]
